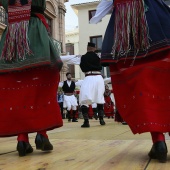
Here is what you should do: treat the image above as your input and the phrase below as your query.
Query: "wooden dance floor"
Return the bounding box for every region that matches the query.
[0,119,170,170]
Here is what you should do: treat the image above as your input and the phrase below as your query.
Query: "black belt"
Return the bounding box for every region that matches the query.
[64,93,74,96]
[85,71,101,76]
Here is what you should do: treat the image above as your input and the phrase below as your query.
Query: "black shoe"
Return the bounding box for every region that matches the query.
[148,141,167,163]
[94,115,98,120]
[81,120,90,128]
[99,119,106,125]
[68,119,71,122]
[72,118,78,122]
[122,122,128,125]
[17,141,33,157]
[35,134,53,151]
[81,123,90,128]
[99,116,106,125]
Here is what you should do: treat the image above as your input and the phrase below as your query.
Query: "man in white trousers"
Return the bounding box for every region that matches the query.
[79,42,106,128]
[62,73,78,122]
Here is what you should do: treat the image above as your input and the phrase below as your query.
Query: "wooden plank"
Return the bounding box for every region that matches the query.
[0,139,151,170]
[0,119,167,170]
[146,141,170,170]
[49,119,151,141]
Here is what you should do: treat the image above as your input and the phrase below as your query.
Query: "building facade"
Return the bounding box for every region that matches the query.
[45,0,68,81]
[45,0,67,50]
[65,27,80,80]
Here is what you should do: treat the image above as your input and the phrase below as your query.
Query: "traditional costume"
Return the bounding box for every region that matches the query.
[79,42,106,127]
[90,0,170,162]
[62,72,78,122]
[0,0,63,156]
[104,85,114,119]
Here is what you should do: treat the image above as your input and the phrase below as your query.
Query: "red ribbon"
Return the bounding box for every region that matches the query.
[34,13,50,32]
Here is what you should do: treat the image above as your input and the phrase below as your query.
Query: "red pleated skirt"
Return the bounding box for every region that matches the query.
[0,66,63,137]
[104,96,114,117]
[110,50,170,134]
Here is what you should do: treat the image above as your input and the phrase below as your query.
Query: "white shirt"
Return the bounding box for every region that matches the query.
[67,80,71,87]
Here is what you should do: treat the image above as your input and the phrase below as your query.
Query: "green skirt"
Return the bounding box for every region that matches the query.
[0,16,62,72]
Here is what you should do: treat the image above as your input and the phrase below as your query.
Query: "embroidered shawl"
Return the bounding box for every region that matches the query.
[1,0,32,61]
[112,0,150,60]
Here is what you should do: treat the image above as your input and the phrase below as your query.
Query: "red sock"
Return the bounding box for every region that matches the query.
[17,133,29,143]
[37,131,48,138]
[150,132,165,143]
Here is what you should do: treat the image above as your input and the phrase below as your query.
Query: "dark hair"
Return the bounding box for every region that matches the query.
[66,72,71,77]
[9,0,28,5]
[87,42,95,48]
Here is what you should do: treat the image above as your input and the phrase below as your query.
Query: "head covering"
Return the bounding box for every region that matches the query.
[66,72,71,77]
[9,0,28,5]
[87,42,96,48]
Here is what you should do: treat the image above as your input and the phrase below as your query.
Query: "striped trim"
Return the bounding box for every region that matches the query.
[8,0,32,23]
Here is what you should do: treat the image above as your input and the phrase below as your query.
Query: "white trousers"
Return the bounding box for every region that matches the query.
[63,95,78,111]
[79,75,105,106]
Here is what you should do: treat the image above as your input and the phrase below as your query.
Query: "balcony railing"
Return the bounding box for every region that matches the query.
[52,38,62,56]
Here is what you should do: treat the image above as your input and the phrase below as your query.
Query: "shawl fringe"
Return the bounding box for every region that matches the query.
[1,0,32,61]
[1,21,32,61]
[112,0,150,59]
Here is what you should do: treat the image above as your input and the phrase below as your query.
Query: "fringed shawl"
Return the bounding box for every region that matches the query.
[112,0,150,59]
[1,0,32,61]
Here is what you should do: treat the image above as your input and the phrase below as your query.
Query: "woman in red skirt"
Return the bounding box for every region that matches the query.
[104,84,114,119]
[91,0,170,163]
[0,0,63,156]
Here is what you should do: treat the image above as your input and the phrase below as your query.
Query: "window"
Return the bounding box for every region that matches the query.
[68,65,75,79]
[89,10,96,21]
[90,36,102,52]
[66,43,74,55]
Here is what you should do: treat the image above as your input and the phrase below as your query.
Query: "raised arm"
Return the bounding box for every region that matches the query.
[90,0,113,24]
[60,55,81,65]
